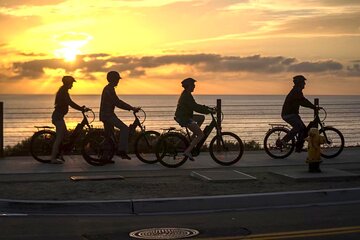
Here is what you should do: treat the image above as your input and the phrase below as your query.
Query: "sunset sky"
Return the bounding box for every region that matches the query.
[0,0,359,95]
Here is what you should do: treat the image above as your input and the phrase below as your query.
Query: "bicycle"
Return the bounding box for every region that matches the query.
[155,109,244,168]
[85,109,160,164]
[30,109,108,166]
[263,107,345,159]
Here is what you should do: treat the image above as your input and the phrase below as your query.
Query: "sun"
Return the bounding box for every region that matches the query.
[54,32,93,62]
[55,46,80,62]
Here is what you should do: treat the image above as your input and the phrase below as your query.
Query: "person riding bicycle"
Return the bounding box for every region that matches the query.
[100,71,140,162]
[174,77,215,160]
[50,76,88,164]
[279,75,316,152]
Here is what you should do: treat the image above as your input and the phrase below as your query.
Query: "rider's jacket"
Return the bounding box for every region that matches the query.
[99,84,132,121]
[175,90,211,122]
[54,85,83,117]
[281,86,315,116]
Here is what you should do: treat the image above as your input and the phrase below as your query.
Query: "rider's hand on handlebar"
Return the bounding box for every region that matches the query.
[209,107,217,114]
[81,106,91,112]
[132,107,141,113]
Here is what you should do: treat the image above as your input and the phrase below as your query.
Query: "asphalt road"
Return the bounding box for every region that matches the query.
[1,201,360,239]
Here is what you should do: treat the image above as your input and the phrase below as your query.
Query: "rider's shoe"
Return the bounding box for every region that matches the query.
[183,152,195,161]
[49,158,64,164]
[117,151,131,160]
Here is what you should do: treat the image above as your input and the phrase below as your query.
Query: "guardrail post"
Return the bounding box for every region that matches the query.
[0,102,3,158]
[314,98,319,128]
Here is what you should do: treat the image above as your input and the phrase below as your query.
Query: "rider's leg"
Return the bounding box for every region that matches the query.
[281,114,306,144]
[108,116,131,159]
[50,118,66,164]
[101,121,115,163]
[184,121,204,160]
[193,114,205,127]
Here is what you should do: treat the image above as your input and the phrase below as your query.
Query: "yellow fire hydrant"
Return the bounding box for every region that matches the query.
[305,128,326,173]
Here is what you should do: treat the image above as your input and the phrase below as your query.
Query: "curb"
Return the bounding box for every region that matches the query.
[1,187,360,215]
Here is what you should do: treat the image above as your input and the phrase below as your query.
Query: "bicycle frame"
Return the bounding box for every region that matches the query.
[129,111,146,135]
[183,112,221,155]
[268,108,328,145]
[61,111,93,152]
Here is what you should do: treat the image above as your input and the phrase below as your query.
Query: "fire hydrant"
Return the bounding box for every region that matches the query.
[304,128,326,173]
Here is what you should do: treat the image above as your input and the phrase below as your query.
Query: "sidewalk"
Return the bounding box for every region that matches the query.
[0,148,359,214]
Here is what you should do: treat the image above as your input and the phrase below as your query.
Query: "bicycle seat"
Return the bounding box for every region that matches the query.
[34,126,54,129]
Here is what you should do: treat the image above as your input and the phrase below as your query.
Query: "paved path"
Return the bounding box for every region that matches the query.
[0,148,359,175]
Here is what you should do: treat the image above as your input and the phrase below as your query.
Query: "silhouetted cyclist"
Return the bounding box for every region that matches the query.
[279,75,316,152]
[51,76,88,164]
[174,78,215,160]
[100,71,140,162]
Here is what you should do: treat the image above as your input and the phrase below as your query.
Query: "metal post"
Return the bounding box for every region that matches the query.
[314,98,319,128]
[0,102,3,158]
[216,99,222,131]
[216,99,221,147]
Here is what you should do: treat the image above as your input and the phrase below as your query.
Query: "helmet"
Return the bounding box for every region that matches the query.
[62,76,76,85]
[293,75,306,84]
[107,71,121,83]
[181,77,196,88]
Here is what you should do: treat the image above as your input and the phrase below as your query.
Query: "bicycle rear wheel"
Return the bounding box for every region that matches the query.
[134,130,160,164]
[209,132,244,166]
[30,130,56,163]
[81,130,115,166]
[156,132,189,168]
[320,127,345,159]
[264,128,294,159]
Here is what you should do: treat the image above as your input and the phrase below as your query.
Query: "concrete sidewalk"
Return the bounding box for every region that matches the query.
[0,148,359,214]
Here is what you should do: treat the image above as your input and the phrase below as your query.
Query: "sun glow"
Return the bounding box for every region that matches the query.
[54,32,93,62]
[55,46,80,62]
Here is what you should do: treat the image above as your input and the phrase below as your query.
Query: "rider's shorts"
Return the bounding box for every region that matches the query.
[174,117,196,128]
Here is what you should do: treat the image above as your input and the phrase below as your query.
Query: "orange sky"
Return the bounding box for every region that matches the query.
[0,0,359,95]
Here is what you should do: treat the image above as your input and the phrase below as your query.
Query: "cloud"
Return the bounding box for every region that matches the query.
[273,12,360,35]
[346,64,360,76]
[8,53,351,80]
[288,60,343,72]
[19,52,47,57]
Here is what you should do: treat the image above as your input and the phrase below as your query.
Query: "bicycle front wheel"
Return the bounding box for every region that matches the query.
[156,132,189,168]
[30,130,56,163]
[263,128,294,159]
[320,127,344,159]
[134,130,160,164]
[209,132,244,166]
[81,130,115,166]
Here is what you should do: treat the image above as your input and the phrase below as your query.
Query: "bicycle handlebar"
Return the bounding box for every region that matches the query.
[82,108,95,124]
[317,106,327,122]
[133,108,146,125]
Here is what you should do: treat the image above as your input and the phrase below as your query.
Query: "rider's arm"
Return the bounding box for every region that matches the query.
[65,91,84,111]
[107,87,133,111]
[298,92,316,109]
[185,92,212,114]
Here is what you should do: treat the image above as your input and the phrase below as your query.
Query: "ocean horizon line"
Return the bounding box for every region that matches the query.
[1,93,360,97]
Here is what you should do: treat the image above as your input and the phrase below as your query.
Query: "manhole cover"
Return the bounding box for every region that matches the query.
[129,227,199,239]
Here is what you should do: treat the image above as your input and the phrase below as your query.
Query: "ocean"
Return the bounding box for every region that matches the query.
[0,94,359,147]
